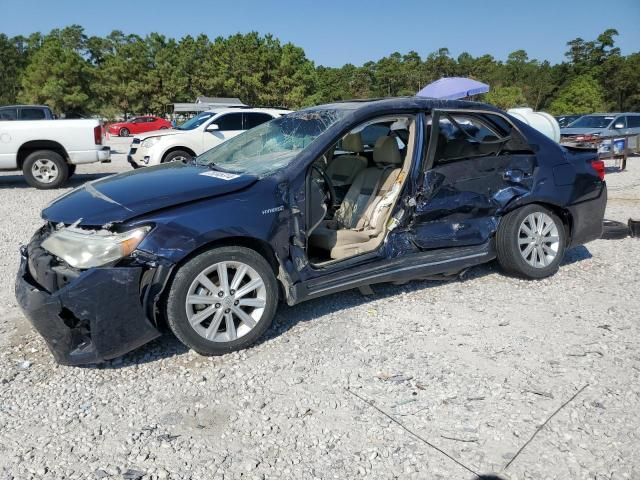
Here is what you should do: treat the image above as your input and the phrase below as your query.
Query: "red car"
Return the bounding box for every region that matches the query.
[108,116,172,137]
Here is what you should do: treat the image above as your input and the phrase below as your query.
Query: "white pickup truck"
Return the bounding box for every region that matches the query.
[0,119,111,189]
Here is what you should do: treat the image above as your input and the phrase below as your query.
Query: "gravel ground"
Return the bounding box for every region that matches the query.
[0,141,638,480]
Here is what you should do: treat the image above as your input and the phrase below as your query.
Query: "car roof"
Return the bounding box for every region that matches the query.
[584,112,640,116]
[204,107,292,115]
[300,96,501,114]
[0,104,51,109]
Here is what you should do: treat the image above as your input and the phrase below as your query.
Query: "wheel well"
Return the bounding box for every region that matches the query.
[162,146,197,163]
[154,237,281,328]
[17,141,69,169]
[508,201,573,245]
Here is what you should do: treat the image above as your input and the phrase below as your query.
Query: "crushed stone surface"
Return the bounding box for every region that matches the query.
[1,142,638,479]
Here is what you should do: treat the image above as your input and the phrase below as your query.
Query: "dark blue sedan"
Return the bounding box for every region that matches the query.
[15,97,607,365]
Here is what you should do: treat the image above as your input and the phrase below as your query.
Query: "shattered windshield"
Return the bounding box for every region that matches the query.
[568,115,614,129]
[195,109,347,177]
[177,112,215,130]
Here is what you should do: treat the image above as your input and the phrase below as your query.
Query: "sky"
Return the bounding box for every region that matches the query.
[1,0,639,67]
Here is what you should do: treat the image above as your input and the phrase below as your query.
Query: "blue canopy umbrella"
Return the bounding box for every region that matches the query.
[417,77,489,100]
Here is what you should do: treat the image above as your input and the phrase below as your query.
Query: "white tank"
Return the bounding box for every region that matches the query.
[507,107,561,143]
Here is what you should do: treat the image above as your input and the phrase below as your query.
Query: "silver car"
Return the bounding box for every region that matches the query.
[560,113,640,153]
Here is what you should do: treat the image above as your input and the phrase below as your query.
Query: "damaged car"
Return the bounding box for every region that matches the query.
[15,98,607,365]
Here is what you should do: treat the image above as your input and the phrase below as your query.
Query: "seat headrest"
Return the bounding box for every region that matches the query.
[373,136,402,165]
[342,133,364,153]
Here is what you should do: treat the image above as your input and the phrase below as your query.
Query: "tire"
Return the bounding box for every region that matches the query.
[160,126,168,130]
[162,149,193,163]
[496,205,566,279]
[22,150,69,189]
[600,219,629,240]
[68,164,77,178]
[166,246,279,356]
[119,127,130,137]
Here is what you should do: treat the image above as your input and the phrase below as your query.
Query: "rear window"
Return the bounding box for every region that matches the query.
[20,108,47,120]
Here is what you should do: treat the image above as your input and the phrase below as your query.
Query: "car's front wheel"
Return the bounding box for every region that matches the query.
[162,150,192,163]
[119,127,130,137]
[496,205,566,279]
[166,246,278,355]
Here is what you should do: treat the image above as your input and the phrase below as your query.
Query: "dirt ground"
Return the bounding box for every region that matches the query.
[0,142,638,479]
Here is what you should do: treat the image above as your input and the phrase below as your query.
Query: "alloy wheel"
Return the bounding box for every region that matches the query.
[31,159,59,184]
[518,212,560,268]
[185,261,267,342]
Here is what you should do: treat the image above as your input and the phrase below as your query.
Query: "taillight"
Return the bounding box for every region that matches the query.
[591,159,605,180]
[94,125,103,145]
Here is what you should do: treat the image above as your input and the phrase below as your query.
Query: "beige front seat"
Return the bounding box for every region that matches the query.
[325,133,368,187]
[309,136,403,259]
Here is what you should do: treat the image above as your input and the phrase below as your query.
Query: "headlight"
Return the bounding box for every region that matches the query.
[141,137,161,148]
[41,226,151,269]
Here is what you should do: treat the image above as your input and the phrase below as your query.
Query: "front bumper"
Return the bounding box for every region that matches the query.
[127,144,157,168]
[15,247,162,366]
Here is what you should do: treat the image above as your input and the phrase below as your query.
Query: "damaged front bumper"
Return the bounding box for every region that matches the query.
[15,242,167,366]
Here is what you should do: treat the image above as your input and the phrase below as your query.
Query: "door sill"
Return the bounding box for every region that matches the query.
[298,242,495,302]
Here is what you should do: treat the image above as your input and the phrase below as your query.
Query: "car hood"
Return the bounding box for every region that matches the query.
[132,129,182,141]
[560,127,606,136]
[42,162,258,226]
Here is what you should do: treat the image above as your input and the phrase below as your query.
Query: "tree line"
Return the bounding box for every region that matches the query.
[0,26,638,119]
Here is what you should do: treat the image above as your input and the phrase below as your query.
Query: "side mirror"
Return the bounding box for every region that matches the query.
[206,123,219,131]
[613,122,624,129]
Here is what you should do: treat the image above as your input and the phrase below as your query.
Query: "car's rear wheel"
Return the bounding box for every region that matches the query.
[166,246,278,356]
[163,150,192,163]
[22,150,69,189]
[496,205,566,279]
[119,127,130,137]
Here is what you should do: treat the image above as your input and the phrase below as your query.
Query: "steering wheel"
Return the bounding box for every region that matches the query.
[311,164,337,208]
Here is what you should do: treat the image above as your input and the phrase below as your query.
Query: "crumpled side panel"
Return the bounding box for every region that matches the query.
[411,154,536,250]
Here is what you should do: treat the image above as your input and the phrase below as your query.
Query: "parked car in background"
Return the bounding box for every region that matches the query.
[127,107,291,167]
[16,97,607,365]
[108,116,172,137]
[0,118,110,188]
[0,105,55,121]
[560,113,640,138]
[555,114,583,128]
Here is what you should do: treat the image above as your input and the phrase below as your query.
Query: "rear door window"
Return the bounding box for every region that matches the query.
[244,112,273,129]
[215,113,243,131]
[432,113,508,165]
[627,116,640,128]
[0,107,18,120]
[20,108,47,120]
